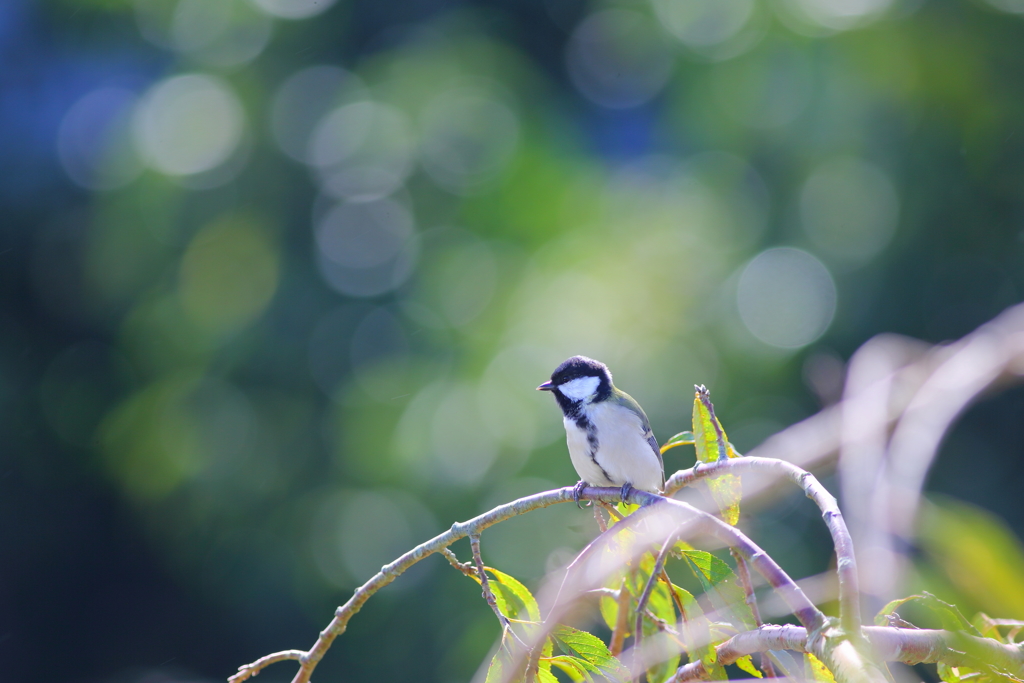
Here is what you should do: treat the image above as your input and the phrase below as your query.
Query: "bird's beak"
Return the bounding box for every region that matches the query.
[537,381,554,391]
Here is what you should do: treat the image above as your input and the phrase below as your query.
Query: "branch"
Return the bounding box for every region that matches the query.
[229,650,304,683]
[730,549,776,678]
[231,482,822,683]
[634,534,676,680]
[496,490,824,683]
[628,490,826,632]
[470,535,509,629]
[671,625,1024,681]
[666,456,861,634]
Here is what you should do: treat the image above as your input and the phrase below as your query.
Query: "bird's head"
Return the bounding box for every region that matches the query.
[537,355,613,406]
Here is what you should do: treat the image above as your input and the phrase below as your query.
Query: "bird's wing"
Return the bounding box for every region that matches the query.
[612,389,665,487]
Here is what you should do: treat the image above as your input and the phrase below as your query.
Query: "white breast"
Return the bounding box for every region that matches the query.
[562,402,663,493]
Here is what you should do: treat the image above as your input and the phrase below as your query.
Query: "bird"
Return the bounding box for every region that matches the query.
[537,355,664,506]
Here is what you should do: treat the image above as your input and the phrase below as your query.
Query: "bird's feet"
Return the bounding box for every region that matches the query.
[573,480,590,509]
[619,482,634,504]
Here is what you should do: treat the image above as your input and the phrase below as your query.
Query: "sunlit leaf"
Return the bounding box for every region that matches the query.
[692,386,727,463]
[536,668,559,683]
[484,649,505,683]
[937,662,962,683]
[735,654,764,678]
[547,655,588,682]
[708,474,742,526]
[465,565,541,624]
[681,550,754,630]
[599,593,620,633]
[633,557,679,683]
[551,625,629,683]
[805,653,837,682]
[918,496,1024,620]
[691,386,741,524]
[616,501,639,518]
[671,583,718,670]
[972,613,1002,641]
[486,567,542,623]
[537,638,558,683]
[631,552,675,627]
[874,592,978,634]
[660,431,695,454]
[485,636,521,683]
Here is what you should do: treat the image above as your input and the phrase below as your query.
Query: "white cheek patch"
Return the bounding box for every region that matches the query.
[559,376,601,401]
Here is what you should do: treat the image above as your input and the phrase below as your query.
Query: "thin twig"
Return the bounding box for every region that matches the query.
[633,535,677,681]
[609,580,630,656]
[470,534,508,629]
[229,651,304,683]
[730,548,776,678]
[440,547,476,577]
[594,503,609,532]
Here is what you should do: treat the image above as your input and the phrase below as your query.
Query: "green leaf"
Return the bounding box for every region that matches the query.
[734,655,763,678]
[937,662,962,683]
[547,655,589,682]
[681,550,755,630]
[485,636,521,683]
[632,557,679,683]
[551,625,629,683]
[660,431,695,454]
[670,583,717,668]
[536,668,559,683]
[972,613,1002,641]
[918,495,1024,620]
[616,501,639,518]
[599,593,620,633]
[631,553,674,626]
[874,592,978,634]
[691,386,742,525]
[486,567,541,623]
[692,386,727,463]
[484,649,505,683]
[804,653,837,682]
[537,638,558,683]
[707,474,742,526]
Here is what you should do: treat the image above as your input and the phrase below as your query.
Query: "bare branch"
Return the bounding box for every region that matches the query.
[671,624,1024,681]
[440,547,476,577]
[228,650,304,683]
[470,534,509,630]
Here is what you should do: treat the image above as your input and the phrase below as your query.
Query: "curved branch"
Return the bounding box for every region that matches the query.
[495,491,823,683]
[665,456,861,634]
[230,480,823,683]
[628,491,825,632]
[671,624,1024,681]
[229,650,304,683]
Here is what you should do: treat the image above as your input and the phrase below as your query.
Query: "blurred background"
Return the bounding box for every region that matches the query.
[4,0,1024,681]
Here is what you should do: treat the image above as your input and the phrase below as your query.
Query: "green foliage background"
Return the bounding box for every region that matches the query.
[4,0,1024,681]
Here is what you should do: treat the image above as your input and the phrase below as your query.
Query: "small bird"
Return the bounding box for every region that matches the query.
[538,356,664,506]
